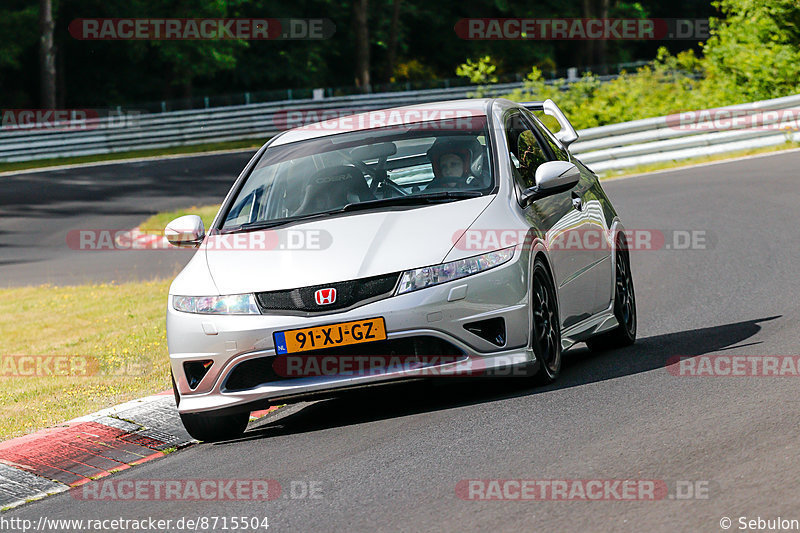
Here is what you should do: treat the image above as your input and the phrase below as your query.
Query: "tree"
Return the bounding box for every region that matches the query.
[126,0,246,99]
[39,0,56,108]
[383,0,401,82]
[352,0,370,91]
[703,0,800,100]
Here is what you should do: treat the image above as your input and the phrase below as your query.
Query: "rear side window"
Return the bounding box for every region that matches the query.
[523,109,570,162]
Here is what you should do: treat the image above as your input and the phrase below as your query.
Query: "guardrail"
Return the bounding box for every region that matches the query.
[2,84,799,171]
[0,82,530,163]
[570,93,800,171]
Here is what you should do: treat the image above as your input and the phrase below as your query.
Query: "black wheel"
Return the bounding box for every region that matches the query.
[180,411,250,442]
[529,258,562,384]
[586,243,636,351]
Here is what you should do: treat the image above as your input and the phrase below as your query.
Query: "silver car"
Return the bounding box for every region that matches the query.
[165,98,636,441]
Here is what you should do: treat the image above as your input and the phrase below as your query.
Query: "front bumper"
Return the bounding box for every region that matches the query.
[167,249,533,415]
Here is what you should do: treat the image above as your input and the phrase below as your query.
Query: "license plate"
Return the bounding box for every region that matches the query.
[273,317,387,355]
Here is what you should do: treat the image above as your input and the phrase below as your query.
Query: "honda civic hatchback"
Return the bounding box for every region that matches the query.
[165,98,636,441]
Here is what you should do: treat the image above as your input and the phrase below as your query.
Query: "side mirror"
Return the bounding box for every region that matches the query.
[165,215,205,248]
[519,161,581,207]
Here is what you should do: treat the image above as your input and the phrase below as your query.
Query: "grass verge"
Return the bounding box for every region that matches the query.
[0,279,172,441]
[139,205,221,234]
[0,139,263,174]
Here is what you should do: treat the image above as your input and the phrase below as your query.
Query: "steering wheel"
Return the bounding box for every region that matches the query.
[423,172,473,194]
[292,165,372,216]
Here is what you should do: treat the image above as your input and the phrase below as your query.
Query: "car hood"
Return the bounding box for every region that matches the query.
[204,196,494,294]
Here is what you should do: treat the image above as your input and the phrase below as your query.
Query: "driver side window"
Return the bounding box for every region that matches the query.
[504,112,549,190]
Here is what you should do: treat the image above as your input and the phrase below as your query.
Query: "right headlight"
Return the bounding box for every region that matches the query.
[395,247,515,295]
[172,294,260,315]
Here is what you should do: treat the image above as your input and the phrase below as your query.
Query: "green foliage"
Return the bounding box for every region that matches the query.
[126,0,247,91]
[3,0,800,119]
[702,0,800,101]
[505,52,712,129]
[456,56,499,84]
[505,15,800,132]
[393,59,436,82]
[0,3,38,69]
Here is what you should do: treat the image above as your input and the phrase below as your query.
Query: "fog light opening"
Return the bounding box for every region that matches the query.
[183,360,213,390]
[464,318,506,347]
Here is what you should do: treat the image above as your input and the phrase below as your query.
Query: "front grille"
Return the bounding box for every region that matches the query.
[255,272,400,313]
[224,336,464,391]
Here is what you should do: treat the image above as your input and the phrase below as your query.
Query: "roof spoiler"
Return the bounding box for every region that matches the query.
[521,99,579,147]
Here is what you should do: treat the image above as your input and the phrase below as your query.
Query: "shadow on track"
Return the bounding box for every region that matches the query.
[221,316,779,445]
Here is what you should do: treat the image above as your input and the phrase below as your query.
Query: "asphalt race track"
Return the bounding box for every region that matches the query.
[0,151,255,287]
[5,150,800,531]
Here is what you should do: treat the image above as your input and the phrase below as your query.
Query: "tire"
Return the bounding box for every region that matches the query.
[172,369,250,442]
[586,243,636,352]
[529,257,562,385]
[179,411,250,442]
[171,371,180,408]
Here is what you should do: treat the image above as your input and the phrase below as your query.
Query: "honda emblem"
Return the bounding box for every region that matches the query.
[314,288,337,305]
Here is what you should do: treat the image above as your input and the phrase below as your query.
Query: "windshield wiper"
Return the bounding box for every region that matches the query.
[341,191,484,212]
[222,212,335,234]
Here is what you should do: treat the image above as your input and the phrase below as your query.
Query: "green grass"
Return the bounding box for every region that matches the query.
[598,140,800,180]
[0,279,173,440]
[138,205,221,234]
[0,139,263,174]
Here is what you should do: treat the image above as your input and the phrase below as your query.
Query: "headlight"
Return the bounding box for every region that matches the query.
[172,294,260,315]
[396,247,515,295]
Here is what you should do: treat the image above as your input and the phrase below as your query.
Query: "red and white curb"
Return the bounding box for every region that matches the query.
[0,391,279,511]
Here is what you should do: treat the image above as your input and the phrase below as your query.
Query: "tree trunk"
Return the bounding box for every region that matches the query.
[384,0,401,82]
[581,0,595,70]
[39,0,56,109]
[353,0,370,92]
[182,78,193,100]
[597,0,610,74]
[56,46,65,107]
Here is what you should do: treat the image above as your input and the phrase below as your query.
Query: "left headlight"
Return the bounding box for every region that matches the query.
[172,294,260,315]
[396,246,515,295]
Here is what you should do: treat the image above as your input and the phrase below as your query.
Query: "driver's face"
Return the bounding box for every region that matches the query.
[440,153,465,179]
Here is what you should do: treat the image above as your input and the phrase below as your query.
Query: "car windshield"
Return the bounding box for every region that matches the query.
[219,117,494,232]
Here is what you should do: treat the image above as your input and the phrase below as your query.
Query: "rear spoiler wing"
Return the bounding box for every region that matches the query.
[521,99,579,147]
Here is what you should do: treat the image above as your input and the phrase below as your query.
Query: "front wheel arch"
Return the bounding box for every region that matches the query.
[527,254,562,384]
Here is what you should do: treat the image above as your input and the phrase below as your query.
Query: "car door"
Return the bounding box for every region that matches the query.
[522,109,614,315]
[503,110,598,329]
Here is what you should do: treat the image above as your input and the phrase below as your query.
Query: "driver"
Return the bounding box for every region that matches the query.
[426,137,482,190]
